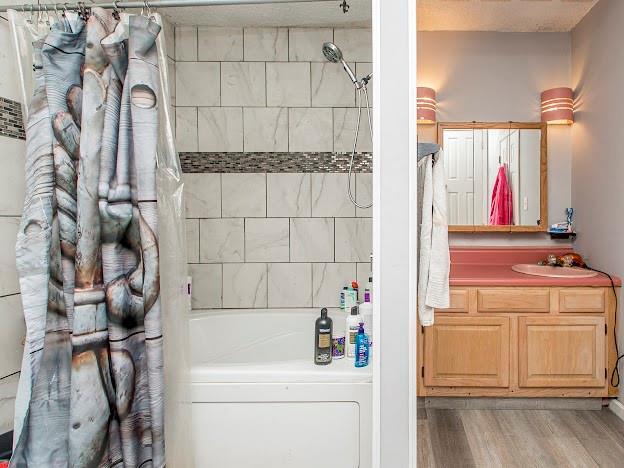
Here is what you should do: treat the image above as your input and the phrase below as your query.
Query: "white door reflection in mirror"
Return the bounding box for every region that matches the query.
[440,125,544,229]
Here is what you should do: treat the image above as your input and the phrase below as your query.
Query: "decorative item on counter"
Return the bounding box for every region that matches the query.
[314,308,333,365]
[346,305,362,358]
[538,252,587,268]
[548,208,577,239]
[354,322,370,368]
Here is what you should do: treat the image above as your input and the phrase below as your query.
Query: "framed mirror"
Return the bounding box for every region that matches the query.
[438,122,547,232]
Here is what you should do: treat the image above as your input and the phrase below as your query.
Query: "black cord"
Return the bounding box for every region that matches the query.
[585,265,622,387]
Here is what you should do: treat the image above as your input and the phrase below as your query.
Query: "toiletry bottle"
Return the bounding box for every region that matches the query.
[365,275,372,302]
[355,322,369,368]
[315,308,333,365]
[346,305,361,358]
[352,281,359,302]
[332,324,345,360]
[359,291,373,348]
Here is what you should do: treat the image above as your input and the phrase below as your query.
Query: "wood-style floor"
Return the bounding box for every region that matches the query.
[418,408,624,467]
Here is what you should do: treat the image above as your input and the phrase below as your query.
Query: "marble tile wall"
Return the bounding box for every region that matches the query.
[185,172,373,312]
[0,18,27,436]
[174,26,373,153]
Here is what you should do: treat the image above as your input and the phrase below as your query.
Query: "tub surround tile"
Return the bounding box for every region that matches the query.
[184,173,221,218]
[267,173,311,217]
[0,372,19,434]
[167,58,176,105]
[311,62,356,108]
[356,262,372,295]
[0,294,25,378]
[290,218,334,262]
[335,218,372,262]
[289,28,334,62]
[175,107,198,152]
[186,219,200,263]
[268,263,312,307]
[245,218,290,262]
[222,173,267,217]
[221,62,266,107]
[175,26,197,61]
[243,28,288,61]
[189,264,222,309]
[333,107,373,153]
[243,108,288,152]
[0,135,25,216]
[288,108,333,152]
[0,98,26,141]
[0,217,20,296]
[312,263,356,308]
[176,62,220,106]
[200,218,245,263]
[223,263,268,308]
[198,107,244,152]
[198,27,243,61]
[333,28,372,62]
[266,62,311,107]
[163,19,176,60]
[311,173,355,217]
[355,172,372,217]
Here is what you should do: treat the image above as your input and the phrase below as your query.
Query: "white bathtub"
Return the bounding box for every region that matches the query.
[190,309,372,468]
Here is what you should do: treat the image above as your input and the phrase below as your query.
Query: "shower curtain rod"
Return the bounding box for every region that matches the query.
[0,0,335,13]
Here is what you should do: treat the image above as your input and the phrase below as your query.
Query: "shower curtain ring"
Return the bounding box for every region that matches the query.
[113,1,121,19]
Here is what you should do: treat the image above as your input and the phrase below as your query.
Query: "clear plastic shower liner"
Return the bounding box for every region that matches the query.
[8,10,192,466]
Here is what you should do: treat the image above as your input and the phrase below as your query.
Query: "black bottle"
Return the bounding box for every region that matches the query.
[314,308,333,365]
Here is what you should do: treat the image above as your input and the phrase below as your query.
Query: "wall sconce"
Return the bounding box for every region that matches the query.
[417,87,437,124]
[541,87,574,125]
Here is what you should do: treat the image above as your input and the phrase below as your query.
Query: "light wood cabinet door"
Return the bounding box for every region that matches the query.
[424,316,510,387]
[518,316,606,388]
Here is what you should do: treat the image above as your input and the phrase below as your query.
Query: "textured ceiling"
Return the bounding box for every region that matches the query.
[418,0,599,32]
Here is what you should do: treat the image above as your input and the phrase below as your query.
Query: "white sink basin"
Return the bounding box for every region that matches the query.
[512,264,598,278]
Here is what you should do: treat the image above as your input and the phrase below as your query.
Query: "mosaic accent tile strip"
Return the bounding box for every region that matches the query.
[0,97,25,140]
[179,152,373,173]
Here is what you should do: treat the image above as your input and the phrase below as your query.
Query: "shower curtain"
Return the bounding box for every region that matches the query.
[8,8,190,468]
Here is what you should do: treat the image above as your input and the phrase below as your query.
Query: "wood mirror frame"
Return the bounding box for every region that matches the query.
[437,122,548,233]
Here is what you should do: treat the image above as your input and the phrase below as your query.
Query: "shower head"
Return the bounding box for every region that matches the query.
[322,42,360,88]
[322,42,343,63]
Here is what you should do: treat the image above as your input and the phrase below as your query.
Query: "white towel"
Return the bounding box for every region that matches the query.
[418,151,450,326]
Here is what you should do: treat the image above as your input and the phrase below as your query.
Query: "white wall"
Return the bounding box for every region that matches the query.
[571,0,624,405]
[0,16,26,435]
[417,31,573,245]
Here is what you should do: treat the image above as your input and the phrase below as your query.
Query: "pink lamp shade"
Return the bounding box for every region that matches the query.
[417,87,437,124]
[541,87,574,125]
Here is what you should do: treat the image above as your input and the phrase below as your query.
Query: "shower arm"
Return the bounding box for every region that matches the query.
[0,0,337,13]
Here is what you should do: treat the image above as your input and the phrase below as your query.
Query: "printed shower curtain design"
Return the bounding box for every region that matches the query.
[11,9,167,467]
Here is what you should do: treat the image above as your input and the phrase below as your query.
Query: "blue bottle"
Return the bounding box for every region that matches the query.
[354,322,369,368]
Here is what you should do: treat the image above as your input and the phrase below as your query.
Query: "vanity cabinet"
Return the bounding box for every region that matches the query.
[418,287,618,398]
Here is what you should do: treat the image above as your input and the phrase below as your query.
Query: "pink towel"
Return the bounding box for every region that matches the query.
[489,165,513,225]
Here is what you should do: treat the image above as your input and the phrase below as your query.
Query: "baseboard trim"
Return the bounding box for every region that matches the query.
[424,397,603,411]
[609,399,624,422]
[0,431,12,460]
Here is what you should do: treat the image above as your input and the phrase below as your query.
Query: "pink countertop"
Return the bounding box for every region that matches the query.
[449,247,622,287]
